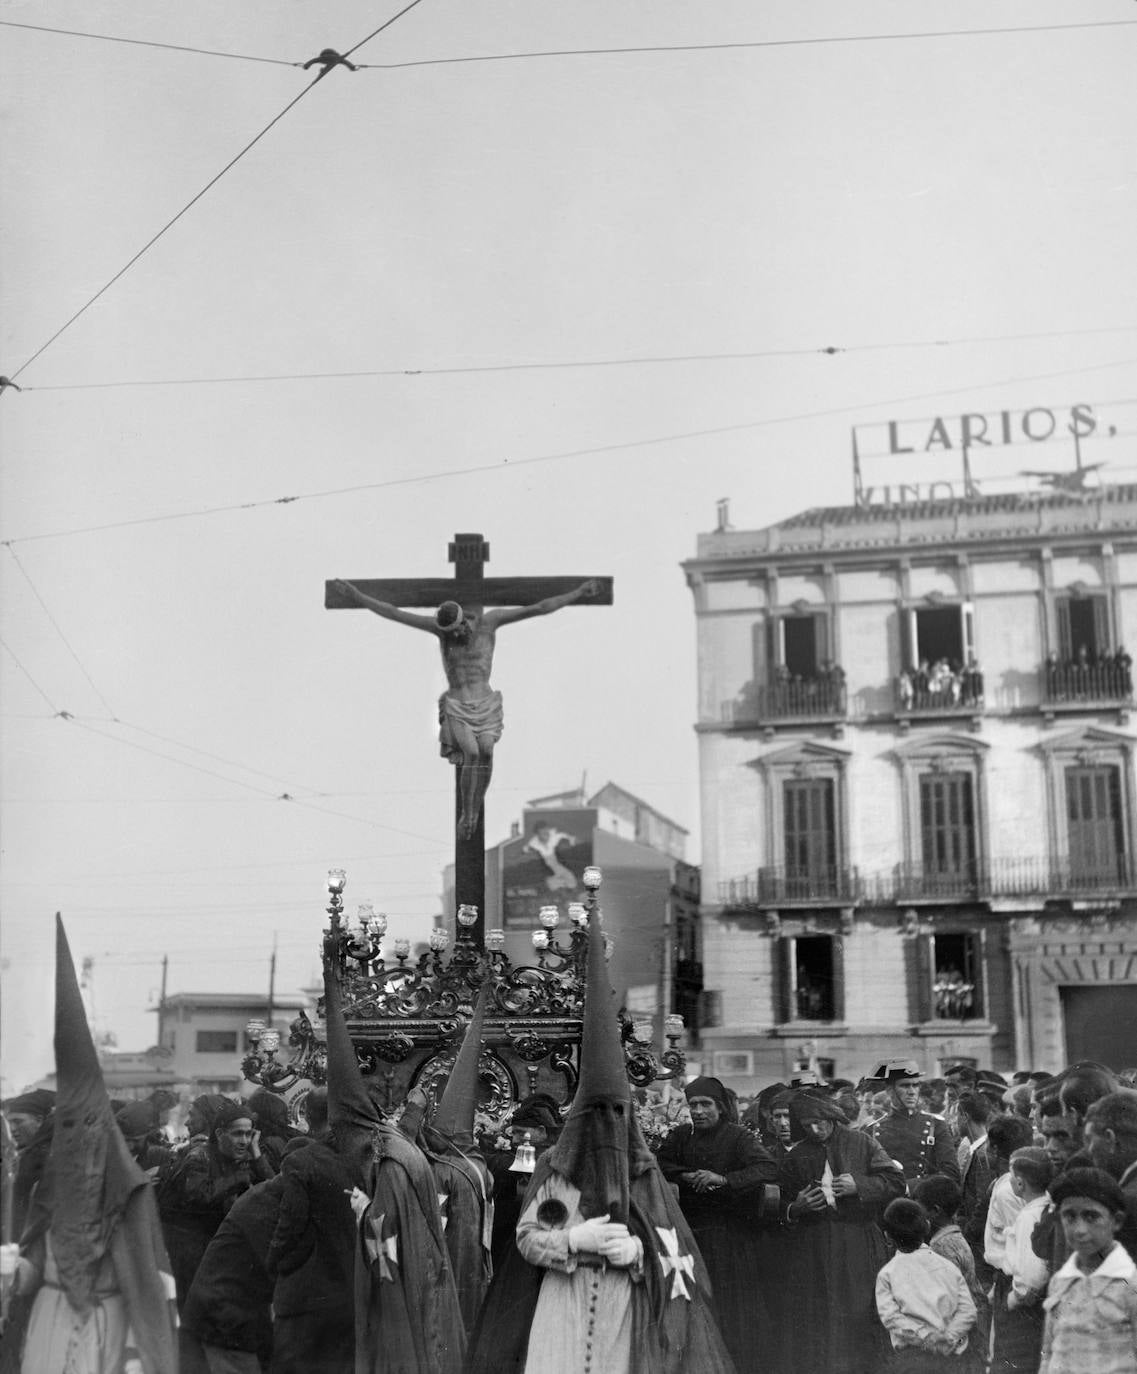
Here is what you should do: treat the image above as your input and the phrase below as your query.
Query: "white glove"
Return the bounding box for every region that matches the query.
[568,1214,617,1254]
[601,1234,643,1268]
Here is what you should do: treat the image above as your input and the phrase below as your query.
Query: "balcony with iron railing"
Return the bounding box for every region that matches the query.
[870,854,1137,904]
[895,665,985,717]
[720,853,1137,910]
[720,675,847,727]
[1042,658,1134,709]
[719,864,862,908]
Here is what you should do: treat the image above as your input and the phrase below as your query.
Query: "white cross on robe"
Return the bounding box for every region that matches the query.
[655,1226,695,1301]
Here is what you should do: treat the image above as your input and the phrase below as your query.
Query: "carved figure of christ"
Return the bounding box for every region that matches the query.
[327,534,611,845]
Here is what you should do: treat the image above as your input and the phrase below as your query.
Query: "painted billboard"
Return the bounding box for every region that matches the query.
[501,807,595,928]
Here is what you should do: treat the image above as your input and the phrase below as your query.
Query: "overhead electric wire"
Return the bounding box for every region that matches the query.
[8,76,328,384]
[5,547,118,718]
[16,324,1137,393]
[0,19,297,66]
[358,18,1137,69]
[0,638,59,713]
[4,15,1132,72]
[3,358,1135,547]
[342,0,429,59]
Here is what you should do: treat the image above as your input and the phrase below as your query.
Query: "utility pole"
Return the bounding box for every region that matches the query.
[156,954,168,1044]
[267,935,277,1028]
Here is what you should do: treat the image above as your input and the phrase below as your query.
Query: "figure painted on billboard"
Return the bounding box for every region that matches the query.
[524,822,580,891]
[332,579,600,838]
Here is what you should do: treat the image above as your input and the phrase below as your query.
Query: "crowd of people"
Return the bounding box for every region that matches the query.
[4,926,1137,1374]
[897,659,985,711]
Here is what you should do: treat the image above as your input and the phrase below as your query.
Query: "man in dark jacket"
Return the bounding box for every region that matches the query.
[183,1173,286,1373]
[266,1091,355,1374]
[159,1098,275,1310]
[1084,1089,1137,1259]
[2,1089,55,1239]
[866,1058,959,1191]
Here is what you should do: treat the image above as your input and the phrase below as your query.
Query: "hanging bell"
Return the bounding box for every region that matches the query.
[508,1131,537,1174]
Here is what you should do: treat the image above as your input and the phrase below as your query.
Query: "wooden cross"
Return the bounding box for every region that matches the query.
[326,534,612,943]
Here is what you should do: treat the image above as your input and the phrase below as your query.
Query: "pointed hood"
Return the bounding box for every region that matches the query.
[431,979,490,1150]
[540,910,651,1223]
[322,955,381,1183]
[50,915,145,1312]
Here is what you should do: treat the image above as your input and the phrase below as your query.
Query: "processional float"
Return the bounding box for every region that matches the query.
[244,534,685,1125]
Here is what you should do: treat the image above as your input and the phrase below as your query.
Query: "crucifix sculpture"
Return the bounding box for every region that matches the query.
[327,534,612,942]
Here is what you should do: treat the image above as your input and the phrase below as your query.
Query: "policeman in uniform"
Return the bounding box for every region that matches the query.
[865,1058,960,1191]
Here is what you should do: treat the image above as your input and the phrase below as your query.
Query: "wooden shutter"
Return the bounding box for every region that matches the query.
[1067,766,1123,878]
[1056,599,1073,659]
[962,602,976,664]
[784,780,836,881]
[914,933,933,1023]
[776,937,795,1024]
[920,774,976,874]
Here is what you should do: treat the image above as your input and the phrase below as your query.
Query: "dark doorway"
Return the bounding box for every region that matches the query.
[1061,985,1137,1067]
[915,606,964,666]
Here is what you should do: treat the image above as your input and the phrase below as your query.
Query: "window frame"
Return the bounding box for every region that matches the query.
[1038,727,1135,885]
[776,930,846,1024]
[756,740,851,904]
[893,734,990,898]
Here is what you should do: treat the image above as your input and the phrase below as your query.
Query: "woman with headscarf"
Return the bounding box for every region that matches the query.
[778,1091,906,1374]
[657,1076,779,1372]
[466,914,735,1374]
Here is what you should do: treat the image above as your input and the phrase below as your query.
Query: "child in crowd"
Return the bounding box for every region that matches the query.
[1040,1167,1137,1374]
[992,1147,1054,1374]
[913,1174,989,1359]
[876,1198,977,1372]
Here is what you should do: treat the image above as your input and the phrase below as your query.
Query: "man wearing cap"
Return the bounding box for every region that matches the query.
[658,1076,780,1372]
[158,1098,274,1312]
[2,1090,55,1240]
[1084,1090,1137,1260]
[866,1058,960,1191]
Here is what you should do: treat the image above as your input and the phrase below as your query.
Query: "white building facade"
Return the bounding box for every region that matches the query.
[684,487,1137,1093]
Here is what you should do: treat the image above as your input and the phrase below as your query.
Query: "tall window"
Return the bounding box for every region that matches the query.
[1057,596,1111,661]
[769,613,829,680]
[919,773,977,891]
[196,1029,238,1054]
[905,603,975,670]
[795,936,835,1020]
[1066,765,1126,881]
[932,932,983,1020]
[784,779,836,896]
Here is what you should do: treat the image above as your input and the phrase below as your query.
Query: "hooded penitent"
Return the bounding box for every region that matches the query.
[44,916,178,1370]
[465,911,736,1374]
[322,955,466,1374]
[429,979,491,1153]
[538,911,653,1224]
[420,980,495,1335]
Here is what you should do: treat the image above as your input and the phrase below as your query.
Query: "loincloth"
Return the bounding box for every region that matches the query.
[438,690,504,762]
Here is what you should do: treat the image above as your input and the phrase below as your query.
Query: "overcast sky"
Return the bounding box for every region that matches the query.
[2,0,1135,1091]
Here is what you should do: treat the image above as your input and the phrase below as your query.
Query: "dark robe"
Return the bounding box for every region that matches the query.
[779,1123,905,1374]
[267,1137,356,1374]
[354,1125,467,1374]
[657,1120,779,1374]
[465,1151,736,1374]
[182,1176,283,1364]
[421,1130,494,1338]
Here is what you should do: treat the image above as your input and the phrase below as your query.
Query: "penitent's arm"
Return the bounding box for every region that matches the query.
[332,580,441,634]
[489,580,600,628]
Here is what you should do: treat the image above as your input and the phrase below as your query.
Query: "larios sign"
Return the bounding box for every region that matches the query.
[879,403,1097,454]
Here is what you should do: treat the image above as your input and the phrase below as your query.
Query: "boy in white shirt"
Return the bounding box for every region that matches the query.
[876,1198,977,1372]
[992,1147,1054,1374]
[1040,1167,1137,1374]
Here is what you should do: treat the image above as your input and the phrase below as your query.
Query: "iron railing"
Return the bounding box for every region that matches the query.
[720,854,1136,908]
[719,865,862,907]
[1042,661,1133,705]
